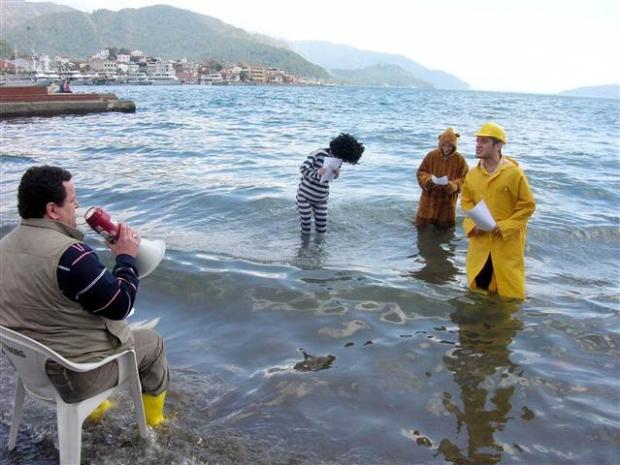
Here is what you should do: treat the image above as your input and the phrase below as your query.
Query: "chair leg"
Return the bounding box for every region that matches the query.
[8,378,26,450]
[130,378,148,438]
[57,404,82,465]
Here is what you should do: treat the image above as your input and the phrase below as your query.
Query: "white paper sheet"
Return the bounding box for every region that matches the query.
[431,175,449,186]
[320,157,343,182]
[129,317,160,330]
[464,200,497,231]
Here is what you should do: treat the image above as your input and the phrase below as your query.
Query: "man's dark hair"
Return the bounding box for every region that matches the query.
[329,133,365,165]
[491,138,504,155]
[18,166,72,219]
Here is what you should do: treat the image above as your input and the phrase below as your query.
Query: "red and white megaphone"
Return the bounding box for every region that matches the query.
[84,207,166,278]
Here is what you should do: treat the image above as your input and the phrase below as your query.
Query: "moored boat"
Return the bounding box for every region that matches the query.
[148,73,182,85]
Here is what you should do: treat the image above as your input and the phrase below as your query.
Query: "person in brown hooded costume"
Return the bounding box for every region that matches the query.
[415,127,469,228]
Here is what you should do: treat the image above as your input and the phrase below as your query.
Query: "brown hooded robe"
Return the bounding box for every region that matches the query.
[415,127,469,228]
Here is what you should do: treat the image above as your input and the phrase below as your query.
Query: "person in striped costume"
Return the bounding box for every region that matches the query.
[297,133,365,236]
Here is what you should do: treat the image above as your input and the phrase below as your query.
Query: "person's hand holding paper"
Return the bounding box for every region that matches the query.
[320,157,343,182]
[431,175,449,186]
[464,200,497,231]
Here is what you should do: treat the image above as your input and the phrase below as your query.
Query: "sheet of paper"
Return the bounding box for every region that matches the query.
[464,200,497,231]
[431,175,449,186]
[128,317,160,330]
[320,157,343,182]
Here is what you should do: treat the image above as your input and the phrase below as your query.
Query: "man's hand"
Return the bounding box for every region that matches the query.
[318,167,326,176]
[108,223,140,257]
[468,225,502,238]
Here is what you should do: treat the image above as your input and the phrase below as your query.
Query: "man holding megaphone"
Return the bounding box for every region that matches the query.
[0,165,169,426]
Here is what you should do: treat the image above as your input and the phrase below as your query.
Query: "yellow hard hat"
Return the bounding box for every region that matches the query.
[476,122,507,144]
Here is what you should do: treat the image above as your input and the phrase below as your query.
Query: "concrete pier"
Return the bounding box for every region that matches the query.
[0,86,136,118]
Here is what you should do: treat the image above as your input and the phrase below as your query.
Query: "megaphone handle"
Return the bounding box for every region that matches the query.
[108,223,141,258]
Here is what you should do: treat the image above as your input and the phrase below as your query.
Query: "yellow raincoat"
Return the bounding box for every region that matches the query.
[461,156,535,299]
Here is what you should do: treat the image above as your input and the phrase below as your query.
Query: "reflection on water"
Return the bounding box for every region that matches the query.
[292,234,329,270]
[408,226,459,284]
[439,299,528,465]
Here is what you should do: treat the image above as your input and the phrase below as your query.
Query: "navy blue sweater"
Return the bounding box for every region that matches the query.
[56,242,139,320]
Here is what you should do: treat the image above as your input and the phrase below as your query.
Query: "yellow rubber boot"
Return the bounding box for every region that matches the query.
[142,391,167,427]
[87,399,112,422]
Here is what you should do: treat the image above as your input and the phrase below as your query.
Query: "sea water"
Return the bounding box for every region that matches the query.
[1,85,619,465]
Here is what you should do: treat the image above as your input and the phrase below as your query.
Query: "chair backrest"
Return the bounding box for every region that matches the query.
[0,326,70,401]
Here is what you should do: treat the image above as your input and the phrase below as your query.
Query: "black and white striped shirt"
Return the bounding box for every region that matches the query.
[298,149,330,202]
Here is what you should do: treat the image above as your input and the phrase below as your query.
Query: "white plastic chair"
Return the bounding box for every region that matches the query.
[0,325,148,465]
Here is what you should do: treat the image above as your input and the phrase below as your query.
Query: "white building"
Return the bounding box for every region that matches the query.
[89,57,117,73]
[130,50,145,60]
[54,56,71,68]
[38,55,51,72]
[200,72,224,84]
[94,49,110,59]
[146,59,176,78]
[127,63,141,76]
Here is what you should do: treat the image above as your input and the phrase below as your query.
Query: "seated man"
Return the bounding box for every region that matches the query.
[0,165,169,426]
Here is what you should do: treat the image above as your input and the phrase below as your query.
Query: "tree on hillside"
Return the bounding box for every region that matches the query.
[103,47,131,59]
[0,39,14,58]
[106,47,118,59]
[199,60,223,74]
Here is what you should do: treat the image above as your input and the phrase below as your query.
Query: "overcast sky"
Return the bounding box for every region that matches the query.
[44,0,619,93]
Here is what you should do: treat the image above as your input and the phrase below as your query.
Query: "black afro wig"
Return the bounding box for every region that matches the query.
[329,133,364,165]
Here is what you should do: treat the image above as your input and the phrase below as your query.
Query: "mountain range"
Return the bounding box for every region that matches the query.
[289,40,469,90]
[1,0,75,27]
[1,0,469,88]
[558,84,619,100]
[330,64,434,88]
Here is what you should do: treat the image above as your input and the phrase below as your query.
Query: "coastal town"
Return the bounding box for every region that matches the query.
[0,47,327,86]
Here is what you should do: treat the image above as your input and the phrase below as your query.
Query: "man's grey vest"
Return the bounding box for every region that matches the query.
[0,218,134,362]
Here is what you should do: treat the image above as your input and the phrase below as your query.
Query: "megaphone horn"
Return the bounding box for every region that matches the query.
[135,237,166,278]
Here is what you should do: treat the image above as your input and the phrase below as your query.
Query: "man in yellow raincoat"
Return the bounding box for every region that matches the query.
[461,122,536,299]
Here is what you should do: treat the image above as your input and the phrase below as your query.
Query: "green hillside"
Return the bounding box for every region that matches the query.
[0,0,77,29]
[330,64,434,88]
[3,4,329,78]
[0,39,14,57]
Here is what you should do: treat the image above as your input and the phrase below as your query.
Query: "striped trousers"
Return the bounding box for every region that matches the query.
[296,193,328,234]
